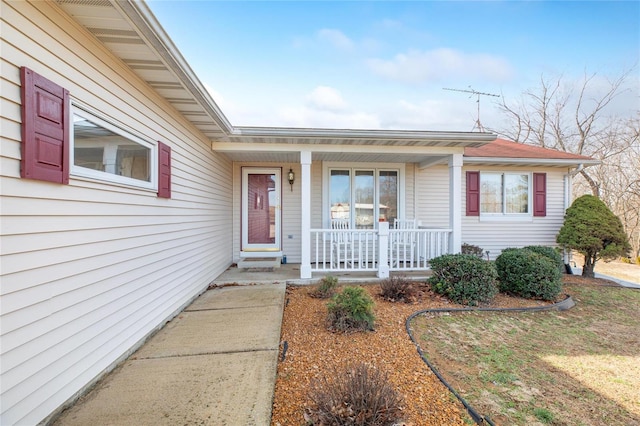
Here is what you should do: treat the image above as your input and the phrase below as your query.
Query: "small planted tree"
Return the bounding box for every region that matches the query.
[327,286,375,332]
[557,195,631,278]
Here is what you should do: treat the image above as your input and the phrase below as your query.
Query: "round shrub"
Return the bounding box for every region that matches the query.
[495,248,562,301]
[327,286,375,332]
[428,254,498,306]
[524,245,564,273]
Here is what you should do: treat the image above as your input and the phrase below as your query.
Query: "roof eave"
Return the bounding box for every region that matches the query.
[113,0,235,134]
[464,157,601,167]
[233,126,497,143]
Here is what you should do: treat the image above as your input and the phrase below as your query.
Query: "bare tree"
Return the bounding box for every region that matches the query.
[491,68,640,258]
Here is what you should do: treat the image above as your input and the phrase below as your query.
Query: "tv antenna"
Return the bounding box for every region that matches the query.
[443,86,500,131]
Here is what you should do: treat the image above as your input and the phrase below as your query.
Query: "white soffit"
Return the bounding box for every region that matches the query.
[55,0,232,139]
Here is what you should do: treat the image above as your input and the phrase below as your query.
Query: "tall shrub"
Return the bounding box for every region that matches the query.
[428,254,498,306]
[557,195,630,278]
[524,245,564,273]
[495,248,562,301]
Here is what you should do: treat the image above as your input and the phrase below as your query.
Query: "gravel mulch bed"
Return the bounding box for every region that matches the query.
[270,276,605,425]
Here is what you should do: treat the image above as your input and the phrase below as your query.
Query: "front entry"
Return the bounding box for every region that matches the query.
[241,167,282,253]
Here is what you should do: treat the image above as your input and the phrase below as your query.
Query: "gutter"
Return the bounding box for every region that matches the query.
[232,126,498,143]
[464,157,600,167]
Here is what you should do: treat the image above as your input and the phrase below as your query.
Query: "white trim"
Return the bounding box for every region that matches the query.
[479,215,534,223]
[449,154,463,253]
[241,167,282,252]
[322,162,406,229]
[479,171,533,218]
[465,157,600,166]
[300,151,312,279]
[70,103,157,191]
[231,126,497,142]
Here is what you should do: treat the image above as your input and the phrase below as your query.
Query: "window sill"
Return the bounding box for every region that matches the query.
[71,173,157,194]
[479,215,533,223]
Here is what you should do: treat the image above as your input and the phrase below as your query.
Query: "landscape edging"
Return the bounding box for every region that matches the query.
[405,294,575,425]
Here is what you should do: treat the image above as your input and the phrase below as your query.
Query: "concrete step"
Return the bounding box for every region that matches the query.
[237,257,281,270]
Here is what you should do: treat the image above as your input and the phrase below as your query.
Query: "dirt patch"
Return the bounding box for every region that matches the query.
[271,280,581,425]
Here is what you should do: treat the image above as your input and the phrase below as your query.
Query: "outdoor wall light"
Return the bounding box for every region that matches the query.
[288,168,295,191]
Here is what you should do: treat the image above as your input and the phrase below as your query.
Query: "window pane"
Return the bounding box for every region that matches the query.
[379,171,398,224]
[355,170,374,228]
[74,114,150,182]
[480,174,502,213]
[505,174,529,213]
[330,170,350,220]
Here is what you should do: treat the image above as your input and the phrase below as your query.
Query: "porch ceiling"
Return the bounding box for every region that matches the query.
[220,150,449,164]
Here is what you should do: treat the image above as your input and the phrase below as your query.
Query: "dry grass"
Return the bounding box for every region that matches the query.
[571,253,640,283]
[412,276,640,425]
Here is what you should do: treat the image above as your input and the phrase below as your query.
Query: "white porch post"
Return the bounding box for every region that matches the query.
[377,221,390,278]
[449,153,463,254]
[300,151,312,279]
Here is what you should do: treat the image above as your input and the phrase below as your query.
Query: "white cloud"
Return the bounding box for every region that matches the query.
[306,86,348,111]
[317,29,355,51]
[277,106,380,129]
[367,48,513,84]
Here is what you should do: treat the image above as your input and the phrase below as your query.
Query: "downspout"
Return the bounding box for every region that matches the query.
[563,164,584,266]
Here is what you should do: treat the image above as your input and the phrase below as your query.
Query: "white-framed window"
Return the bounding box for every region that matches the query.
[71,104,157,190]
[480,172,530,215]
[326,164,403,228]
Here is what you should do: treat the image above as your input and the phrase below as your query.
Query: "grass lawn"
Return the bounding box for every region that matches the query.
[411,281,640,425]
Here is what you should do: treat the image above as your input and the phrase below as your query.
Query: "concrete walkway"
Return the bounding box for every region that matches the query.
[572,268,640,289]
[53,282,286,426]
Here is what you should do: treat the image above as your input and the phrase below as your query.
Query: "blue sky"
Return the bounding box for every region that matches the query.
[148,1,639,132]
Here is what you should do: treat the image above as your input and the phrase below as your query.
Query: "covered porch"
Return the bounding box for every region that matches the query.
[213,127,495,279]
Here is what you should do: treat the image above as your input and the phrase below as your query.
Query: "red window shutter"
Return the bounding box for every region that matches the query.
[157,141,171,198]
[466,171,480,216]
[533,172,547,217]
[20,67,70,184]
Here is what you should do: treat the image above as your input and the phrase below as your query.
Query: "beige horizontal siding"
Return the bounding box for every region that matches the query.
[462,166,567,258]
[0,2,232,425]
[415,165,451,228]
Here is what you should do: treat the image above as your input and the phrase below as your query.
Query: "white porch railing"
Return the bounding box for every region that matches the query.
[311,225,452,275]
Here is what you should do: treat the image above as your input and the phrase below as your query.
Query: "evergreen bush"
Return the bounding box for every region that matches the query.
[327,286,375,332]
[428,254,498,306]
[557,194,630,277]
[310,275,338,299]
[495,248,562,301]
[523,245,564,273]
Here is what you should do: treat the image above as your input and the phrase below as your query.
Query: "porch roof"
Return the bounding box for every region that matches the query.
[56,0,496,154]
